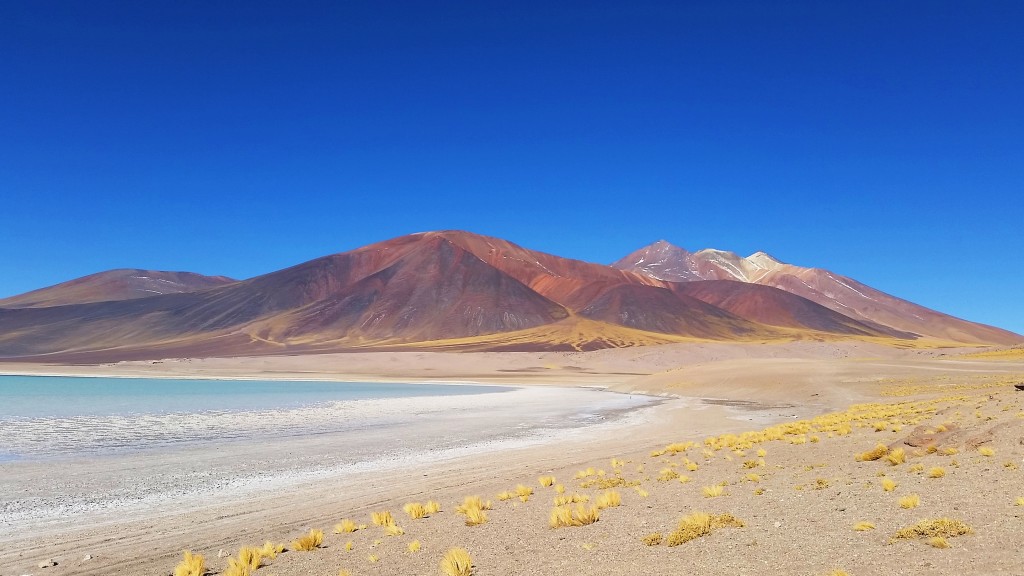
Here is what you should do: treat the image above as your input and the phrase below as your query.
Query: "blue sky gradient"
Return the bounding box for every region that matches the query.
[1,1,1021,334]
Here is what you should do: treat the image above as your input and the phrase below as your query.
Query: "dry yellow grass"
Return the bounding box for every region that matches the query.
[464,508,488,526]
[853,521,876,531]
[885,448,907,466]
[338,570,351,576]
[367,554,379,563]
[702,485,725,498]
[928,467,946,478]
[440,548,473,576]
[881,478,898,492]
[408,540,421,553]
[1015,497,1024,507]
[899,494,921,509]
[929,536,951,548]
[665,512,744,546]
[403,502,428,519]
[344,541,354,551]
[384,525,405,537]
[979,446,996,456]
[371,511,396,527]
[856,444,889,462]
[538,476,556,487]
[595,490,622,509]
[258,541,284,561]
[334,519,359,533]
[554,493,589,506]
[291,529,324,551]
[549,504,601,528]
[424,501,442,514]
[497,491,515,501]
[173,551,206,576]
[893,518,973,541]
[455,496,492,514]
[515,484,534,501]
[642,533,663,546]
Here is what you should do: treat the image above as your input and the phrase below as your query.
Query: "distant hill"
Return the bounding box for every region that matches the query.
[0,231,1018,361]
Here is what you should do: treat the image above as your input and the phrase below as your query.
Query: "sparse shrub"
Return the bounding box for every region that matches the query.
[928,467,946,478]
[702,485,724,498]
[371,511,396,527]
[595,490,622,509]
[440,548,472,576]
[464,508,488,526]
[539,476,556,487]
[384,525,405,536]
[258,541,284,561]
[425,501,442,514]
[686,462,700,471]
[881,478,897,492]
[173,551,206,576]
[666,512,744,546]
[549,504,600,528]
[456,496,492,514]
[404,502,429,519]
[909,463,925,473]
[291,529,324,551]
[857,444,889,462]
[497,491,515,501]
[893,518,972,541]
[516,484,534,501]
[335,519,359,533]
[642,533,663,546]
[899,494,921,509]
[885,448,907,466]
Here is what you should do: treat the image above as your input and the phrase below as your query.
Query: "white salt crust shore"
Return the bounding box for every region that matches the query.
[0,385,668,540]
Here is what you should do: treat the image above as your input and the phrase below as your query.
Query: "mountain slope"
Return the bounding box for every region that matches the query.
[613,241,1022,345]
[0,269,236,308]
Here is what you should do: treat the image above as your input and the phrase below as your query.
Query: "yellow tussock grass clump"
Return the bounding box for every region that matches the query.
[827,571,851,576]
[742,460,759,469]
[658,468,680,482]
[344,541,354,551]
[404,502,428,519]
[554,493,589,506]
[665,512,744,546]
[173,551,206,576]
[893,518,972,541]
[899,494,921,509]
[909,463,925,473]
[757,448,767,457]
[928,467,946,478]
[440,548,473,576]
[549,504,600,528]
[885,448,907,466]
[338,570,351,576]
[554,484,566,494]
[854,521,876,531]
[686,462,700,471]
[425,501,442,514]
[291,529,324,551]
[677,474,691,484]
[881,478,897,492]
[1015,497,1024,506]
[259,541,284,561]
[753,488,765,495]
[745,473,761,483]
[335,519,359,533]
[941,447,959,455]
[464,508,488,526]
[929,536,950,548]
[371,511,396,527]
[979,446,995,456]
[856,444,889,462]
[539,476,556,487]
[642,533,663,546]
[702,485,725,498]
[634,487,649,498]
[515,484,534,501]
[497,491,515,501]
[595,490,622,509]
[367,554,379,563]
[456,496,492,514]
[234,547,264,572]
[610,458,626,468]
[223,558,254,576]
[384,525,405,536]
[408,540,421,553]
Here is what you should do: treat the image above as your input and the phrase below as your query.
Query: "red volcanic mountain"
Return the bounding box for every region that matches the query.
[0,231,1018,361]
[613,241,1022,345]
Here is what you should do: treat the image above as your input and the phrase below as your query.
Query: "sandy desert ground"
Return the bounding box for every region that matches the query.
[1,341,1023,576]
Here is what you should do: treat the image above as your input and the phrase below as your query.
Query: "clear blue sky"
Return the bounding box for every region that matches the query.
[1,1,1022,334]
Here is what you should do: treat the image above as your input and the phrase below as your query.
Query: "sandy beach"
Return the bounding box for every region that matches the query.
[1,341,1022,575]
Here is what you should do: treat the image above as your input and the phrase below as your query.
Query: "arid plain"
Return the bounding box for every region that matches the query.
[3,341,1023,576]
